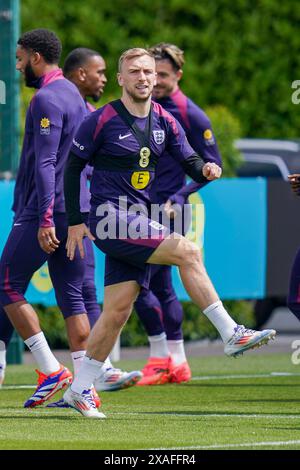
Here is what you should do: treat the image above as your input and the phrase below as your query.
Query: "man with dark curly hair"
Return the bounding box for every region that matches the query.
[0,29,103,409]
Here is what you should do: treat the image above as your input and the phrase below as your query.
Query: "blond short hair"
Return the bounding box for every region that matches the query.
[118,48,154,72]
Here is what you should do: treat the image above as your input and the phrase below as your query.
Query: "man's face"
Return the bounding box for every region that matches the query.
[118,55,156,102]
[16,45,38,87]
[81,55,107,101]
[153,59,181,99]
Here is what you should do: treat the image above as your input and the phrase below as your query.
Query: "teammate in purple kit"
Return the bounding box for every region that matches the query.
[135,43,222,386]
[62,48,276,418]
[0,29,102,407]
[62,47,142,392]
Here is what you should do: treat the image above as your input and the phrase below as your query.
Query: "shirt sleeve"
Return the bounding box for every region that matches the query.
[32,93,63,227]
[70,111,100,161]
[164,117,207,184]
[168,181,206,206]
[187,107,222,167]
[168,108,222,204]
[64,152,88,226]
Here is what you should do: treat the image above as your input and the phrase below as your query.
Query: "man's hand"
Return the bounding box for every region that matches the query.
[164,199,178,219]
[288,174,300,196]
[66,223,95,260]
[202,162,222,181]
[38,227,60,254]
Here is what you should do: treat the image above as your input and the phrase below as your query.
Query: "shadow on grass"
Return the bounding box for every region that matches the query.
[0,415,84,420]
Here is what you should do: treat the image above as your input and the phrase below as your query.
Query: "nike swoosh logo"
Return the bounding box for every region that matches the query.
[13,223,22,226]
[28,341,38,349]
[119,133,131,140]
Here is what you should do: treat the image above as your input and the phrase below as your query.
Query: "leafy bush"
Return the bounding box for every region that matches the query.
[35,304,68,349]
[20,0,300,139]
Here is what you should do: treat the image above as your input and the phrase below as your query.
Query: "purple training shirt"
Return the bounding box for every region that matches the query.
[151,87,222,205]
[13,69,90,227]
[70,100,196,213]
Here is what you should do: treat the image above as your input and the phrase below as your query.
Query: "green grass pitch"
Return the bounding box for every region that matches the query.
[1,352,300,450]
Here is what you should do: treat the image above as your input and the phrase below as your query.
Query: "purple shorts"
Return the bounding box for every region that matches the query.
[89,210,168,288]
[0,213,92,318]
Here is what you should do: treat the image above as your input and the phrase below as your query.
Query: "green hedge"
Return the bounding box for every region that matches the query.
[21,0,300,139]
[34,300,255,349]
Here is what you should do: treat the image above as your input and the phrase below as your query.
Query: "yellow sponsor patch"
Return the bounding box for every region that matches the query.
[131,171,150,189]
[40,117,50,128]
[203,129,213,140]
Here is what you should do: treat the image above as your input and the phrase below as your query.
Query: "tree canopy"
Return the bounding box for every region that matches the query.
[21,0,300,138]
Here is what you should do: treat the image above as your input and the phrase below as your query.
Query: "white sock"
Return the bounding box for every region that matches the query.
[203,301,237,343]
[71,350,86,377]
[24,332,60,375]
[149,332,169,358]
[0,341,6,380]
[71,355,104,394]
[167,339,187,366]
[103,356,113,370]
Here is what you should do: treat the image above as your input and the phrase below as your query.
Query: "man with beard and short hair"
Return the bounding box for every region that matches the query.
[61,48,275,418]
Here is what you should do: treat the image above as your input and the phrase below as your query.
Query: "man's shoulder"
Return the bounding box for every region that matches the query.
[35,79,85,111]
[186,96,209,121]
[152,101,176,123]
[186,97,211,128]
[92,101,119,123]
[37,78,79,100]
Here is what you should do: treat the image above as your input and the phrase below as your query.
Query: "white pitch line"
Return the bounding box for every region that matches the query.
[150,440,300,450]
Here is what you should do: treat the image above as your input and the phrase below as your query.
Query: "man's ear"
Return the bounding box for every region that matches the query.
[176,69,183,82]
[31,51,42,66]
[78,67,86,82]
[117,72,123,86]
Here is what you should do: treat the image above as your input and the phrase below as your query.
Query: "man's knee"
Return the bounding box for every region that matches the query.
[176,240,202,267]
[106,306,132,330]
[65,314,91,350]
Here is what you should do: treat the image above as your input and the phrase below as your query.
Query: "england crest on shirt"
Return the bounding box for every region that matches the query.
[153,130,165,144]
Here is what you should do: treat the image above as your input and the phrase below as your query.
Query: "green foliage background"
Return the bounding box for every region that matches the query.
[21,0,300,138]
